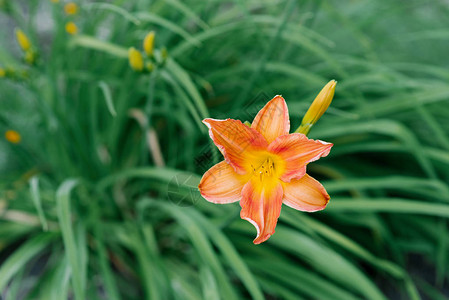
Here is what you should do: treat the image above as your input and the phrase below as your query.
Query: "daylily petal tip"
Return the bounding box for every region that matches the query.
[269,95,286,104]
[317,140,333,157]
[202,118,210,127]
[294,133,334,154]
[269,133,333,182]
[252,95,290,143]
[241,216,271,245]
[202,118,230,128]
[283,174,331,212]
[307,197,330,212]
[311,195,330,212]
[271,95,288,109]
[197,181,204,193]
[253,234,271,245]
[198,161,244,204]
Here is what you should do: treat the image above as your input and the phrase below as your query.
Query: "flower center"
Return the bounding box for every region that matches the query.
[243,151,286,185]
[251,157,276,182]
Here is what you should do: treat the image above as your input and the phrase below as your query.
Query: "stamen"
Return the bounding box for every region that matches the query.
[252,157,276,181]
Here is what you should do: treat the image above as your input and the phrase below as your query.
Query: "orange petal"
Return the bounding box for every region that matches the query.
[198,161,245,204]
[268,133,332,182]
[203,118,268,174]
[283,174,330,212]
[251,95,290,143]
[240,179,283,244]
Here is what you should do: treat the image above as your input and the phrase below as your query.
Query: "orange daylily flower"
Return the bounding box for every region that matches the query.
[198,96,333,244]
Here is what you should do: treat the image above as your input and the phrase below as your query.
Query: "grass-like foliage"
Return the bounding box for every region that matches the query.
[1,0,449,299]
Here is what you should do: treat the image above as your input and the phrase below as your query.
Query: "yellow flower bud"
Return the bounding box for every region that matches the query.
[0,68,5,77]
[50,0,59,3]
[128,47,144,71]
[296,80,337,135]
[5,130,21,144]
[15,28,31,51]
[65,22,78,35]
[143,31,155,56]
[64,2,78,15]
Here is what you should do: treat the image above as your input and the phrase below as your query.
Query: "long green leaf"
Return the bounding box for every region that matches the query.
[56,179,84,300]
[328,198,449,217]
[0,233,55,292]
[29,176,48,231]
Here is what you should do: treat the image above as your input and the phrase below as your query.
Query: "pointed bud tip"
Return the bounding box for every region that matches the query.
[327,79,337,89]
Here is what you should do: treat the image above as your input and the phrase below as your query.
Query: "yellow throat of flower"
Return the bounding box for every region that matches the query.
[251,157,275,181]
[245,152,286,190]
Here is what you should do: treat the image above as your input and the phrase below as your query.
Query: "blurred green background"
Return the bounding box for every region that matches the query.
[1,0,449,299]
